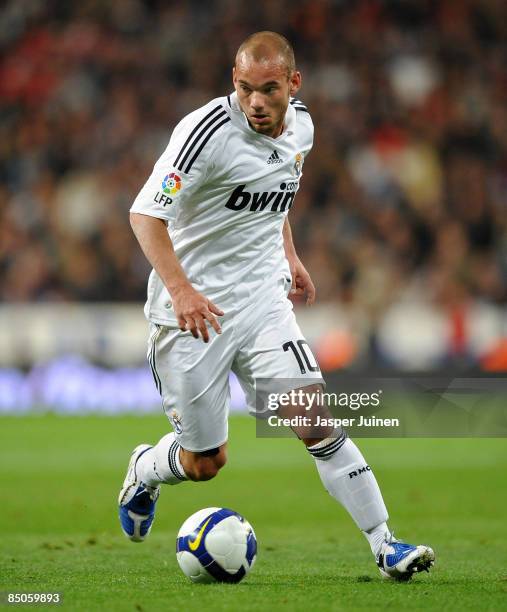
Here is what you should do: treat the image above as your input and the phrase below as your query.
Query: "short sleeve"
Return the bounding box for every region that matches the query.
[130,102,230,221]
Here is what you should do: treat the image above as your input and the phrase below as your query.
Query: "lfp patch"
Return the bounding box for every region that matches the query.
[162,173,182,195]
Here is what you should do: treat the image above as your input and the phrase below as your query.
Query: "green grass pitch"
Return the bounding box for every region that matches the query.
[1,414,506,611]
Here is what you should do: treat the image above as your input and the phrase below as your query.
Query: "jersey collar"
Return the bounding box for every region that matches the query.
[227,91,296,140]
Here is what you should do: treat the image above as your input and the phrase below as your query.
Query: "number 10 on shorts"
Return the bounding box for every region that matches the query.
[283,340,320,374]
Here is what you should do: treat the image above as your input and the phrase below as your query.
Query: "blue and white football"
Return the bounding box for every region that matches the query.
[176,507,257,583]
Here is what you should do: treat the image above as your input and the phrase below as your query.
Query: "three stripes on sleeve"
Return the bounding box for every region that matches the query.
[173,105,231,174]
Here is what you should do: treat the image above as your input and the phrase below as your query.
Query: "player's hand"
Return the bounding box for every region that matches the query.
[171,285,224,342]
[289,257,316,306]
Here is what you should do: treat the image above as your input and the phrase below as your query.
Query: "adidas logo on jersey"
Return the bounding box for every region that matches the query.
[267,150,283,164]
[225,183,298,213]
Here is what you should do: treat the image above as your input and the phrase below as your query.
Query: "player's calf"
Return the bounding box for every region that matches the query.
[181,446,227,481]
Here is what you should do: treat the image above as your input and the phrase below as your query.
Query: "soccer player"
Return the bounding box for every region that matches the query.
[119,31,435,580]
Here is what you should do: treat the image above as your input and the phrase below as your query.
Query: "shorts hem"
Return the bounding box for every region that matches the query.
[175,435,229,454]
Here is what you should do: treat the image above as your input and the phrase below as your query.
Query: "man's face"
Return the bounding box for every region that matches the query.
[233,58,301,138]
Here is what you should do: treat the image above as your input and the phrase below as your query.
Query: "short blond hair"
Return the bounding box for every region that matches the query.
[235,31,296,76]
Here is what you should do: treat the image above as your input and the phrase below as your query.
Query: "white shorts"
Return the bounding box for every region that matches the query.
[147,283,323,452]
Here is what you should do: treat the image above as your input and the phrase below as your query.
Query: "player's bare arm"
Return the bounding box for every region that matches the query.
[129,212,223,342]
[283,217,315,305]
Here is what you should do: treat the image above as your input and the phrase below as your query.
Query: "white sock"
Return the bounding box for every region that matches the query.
[308,435,389,536]
[363,522,391,558]
[136,432,187,486]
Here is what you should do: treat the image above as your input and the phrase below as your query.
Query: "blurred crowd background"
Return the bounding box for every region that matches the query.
[1,0,507,377]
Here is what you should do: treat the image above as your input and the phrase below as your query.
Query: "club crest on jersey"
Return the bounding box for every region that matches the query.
[225,182,298,213]
[293,152,303,177]
[170,409,183,434]
[153,172,182,206]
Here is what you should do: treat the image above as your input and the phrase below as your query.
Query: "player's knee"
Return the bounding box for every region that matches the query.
[185,448,227,481]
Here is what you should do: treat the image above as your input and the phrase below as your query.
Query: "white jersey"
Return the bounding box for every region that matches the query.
[131,91,314,325]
